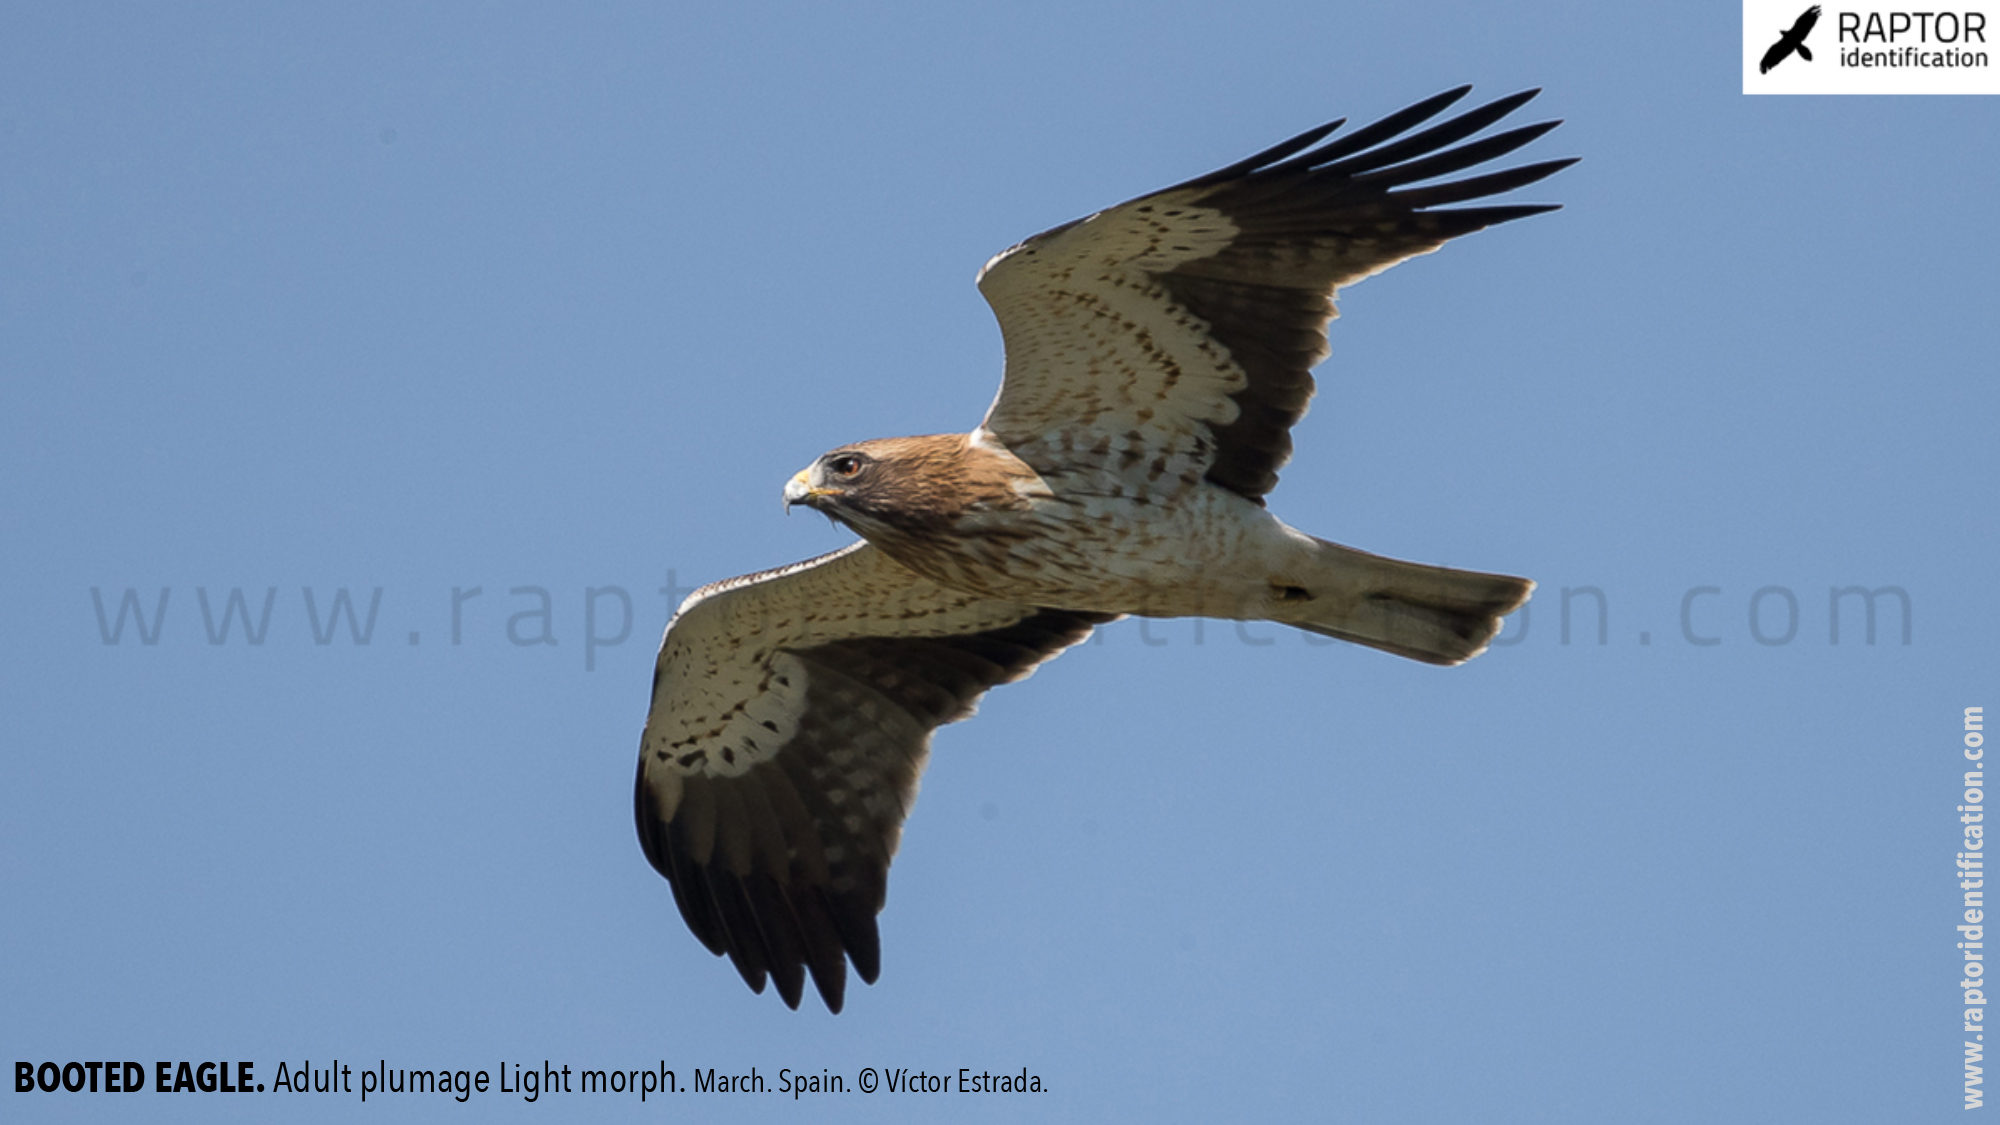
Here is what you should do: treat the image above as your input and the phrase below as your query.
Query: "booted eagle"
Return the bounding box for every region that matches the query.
[638,87,1571,1012]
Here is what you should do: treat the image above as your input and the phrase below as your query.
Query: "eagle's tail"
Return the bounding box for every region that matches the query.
[1275,539,1533,666]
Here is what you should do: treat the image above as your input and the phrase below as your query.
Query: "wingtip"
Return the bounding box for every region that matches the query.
[1504,202,1566,219]
[778,981,804,1010]
[813,972,848,1014]
[1411,85,1476,118]
[1481,88,1544,117]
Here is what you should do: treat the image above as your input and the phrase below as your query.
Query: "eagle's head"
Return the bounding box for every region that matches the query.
[783,433,1039,541]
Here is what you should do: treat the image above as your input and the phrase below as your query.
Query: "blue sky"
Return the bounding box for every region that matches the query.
[4,3,1995,1122]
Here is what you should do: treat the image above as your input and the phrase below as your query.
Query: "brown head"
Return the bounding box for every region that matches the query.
[782,433,1042,542]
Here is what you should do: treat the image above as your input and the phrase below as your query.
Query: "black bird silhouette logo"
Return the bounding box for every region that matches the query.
[1761,5,1822,72]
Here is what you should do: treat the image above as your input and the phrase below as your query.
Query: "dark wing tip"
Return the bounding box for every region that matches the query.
[1183,88,1573,244]
[1176,118,1348,191]
[1386,156,1579,213]
[1177,87,1569,209]
[1263,85,1480,175]
[635,773,881,1016]
[637,600,1108,1014]
[636,763,853,1013]
[1167,83,1481,191]
[1158,88,1570,503]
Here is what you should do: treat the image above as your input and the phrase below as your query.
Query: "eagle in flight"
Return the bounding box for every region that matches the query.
[1760,5,1822,73]
[638,87,1571,1012]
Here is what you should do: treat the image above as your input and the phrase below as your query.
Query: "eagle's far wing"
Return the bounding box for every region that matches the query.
[636,541,1110,1012]
[977,87,1574,503]
[1794,5,1821,38]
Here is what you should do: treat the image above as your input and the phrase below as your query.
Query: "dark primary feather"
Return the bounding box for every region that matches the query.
[636,605,1111,1012]
[1151,88,1574,500]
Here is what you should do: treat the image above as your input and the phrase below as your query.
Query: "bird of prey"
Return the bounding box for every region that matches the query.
[637,87,1571,1012]
[1761,5,1822,73]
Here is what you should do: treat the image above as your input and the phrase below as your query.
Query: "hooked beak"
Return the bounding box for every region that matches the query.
[783,468,834,513]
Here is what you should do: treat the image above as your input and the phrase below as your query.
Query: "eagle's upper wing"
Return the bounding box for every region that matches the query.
[636,541,1110,1012]
[977,87,1574,502]
[1792,5,1822,37]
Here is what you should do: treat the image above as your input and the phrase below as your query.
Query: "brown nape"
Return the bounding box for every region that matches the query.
[837,434,1041,525]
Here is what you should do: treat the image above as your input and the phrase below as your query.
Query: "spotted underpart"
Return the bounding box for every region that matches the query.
[639,86,1568,1013]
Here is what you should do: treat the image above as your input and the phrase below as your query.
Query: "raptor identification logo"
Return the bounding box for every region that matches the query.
[1743,0,2000,92]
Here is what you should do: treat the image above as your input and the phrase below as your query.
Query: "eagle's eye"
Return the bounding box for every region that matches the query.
[827,454,864,478]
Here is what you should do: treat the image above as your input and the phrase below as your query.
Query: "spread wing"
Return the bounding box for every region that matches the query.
[977,87,1574,502]
[1762,6,1820,71]
[636,541,1111,1012]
